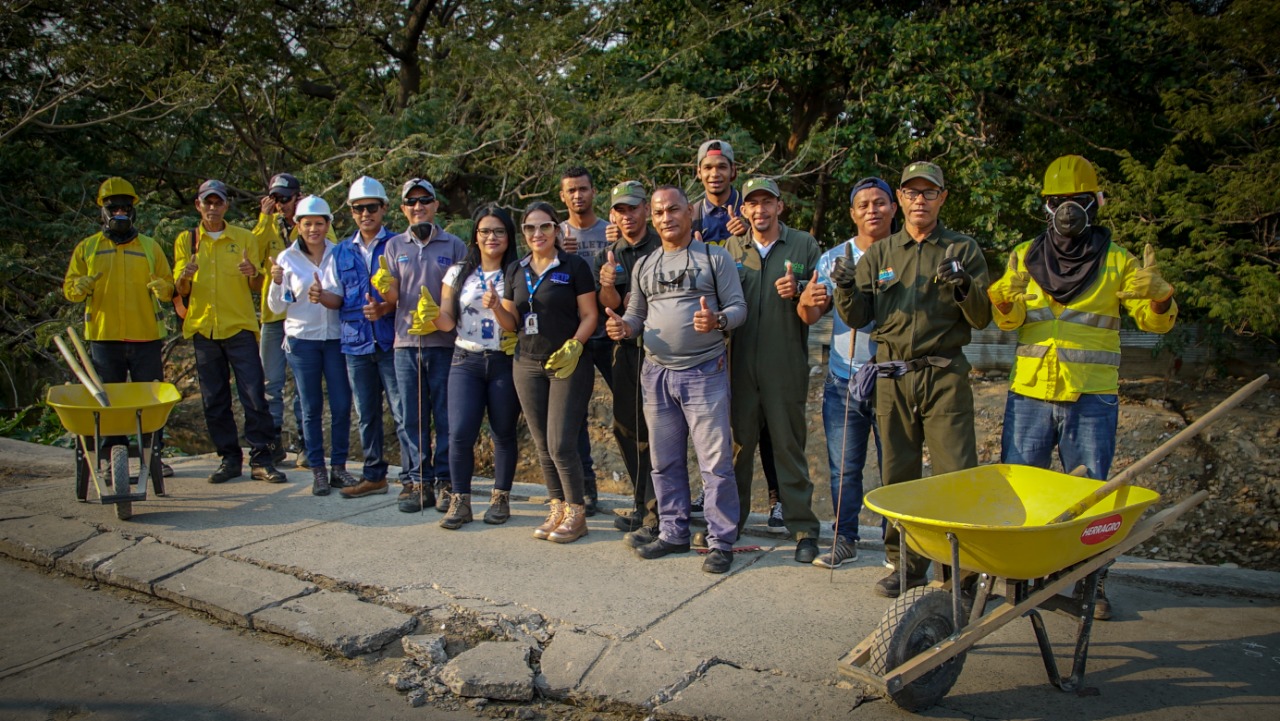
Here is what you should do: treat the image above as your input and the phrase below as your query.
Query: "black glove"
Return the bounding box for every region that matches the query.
[935,244,970,291]
[831,243,857,289]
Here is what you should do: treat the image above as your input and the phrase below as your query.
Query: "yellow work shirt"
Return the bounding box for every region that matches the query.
[173,223,261,340]
[63,232,173,341]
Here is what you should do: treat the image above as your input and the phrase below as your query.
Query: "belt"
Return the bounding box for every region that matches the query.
[899,355,953,373]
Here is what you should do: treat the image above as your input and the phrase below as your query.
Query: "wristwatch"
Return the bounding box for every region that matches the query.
[715,312,728,331]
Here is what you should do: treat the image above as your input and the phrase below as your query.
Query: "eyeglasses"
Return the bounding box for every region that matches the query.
[350,202,383,215]
[402,196,435,207]
[655,249,693,288]
[900,188,943,201]
[521,222,556,237]
[477,228,508,239]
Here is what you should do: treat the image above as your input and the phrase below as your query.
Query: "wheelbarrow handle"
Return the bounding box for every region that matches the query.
[1049,373,1269,524]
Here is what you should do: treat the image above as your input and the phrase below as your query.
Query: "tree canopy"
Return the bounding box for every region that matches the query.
[1,0,1276,402]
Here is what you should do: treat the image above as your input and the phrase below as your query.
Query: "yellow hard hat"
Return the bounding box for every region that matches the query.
[97,177,139,206]
[1041,155,1099,196]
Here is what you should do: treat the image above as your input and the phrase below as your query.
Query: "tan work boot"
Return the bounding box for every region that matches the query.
[533,499,566,540]
[549,503,588,544]
[483,489,511,525]
[439,493,472,530]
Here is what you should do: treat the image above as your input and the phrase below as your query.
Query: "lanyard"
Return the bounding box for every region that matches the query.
[524,267,549,313]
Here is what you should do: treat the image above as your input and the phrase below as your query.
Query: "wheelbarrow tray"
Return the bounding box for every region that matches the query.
[46,382,181,437]
[864,464,1161,580]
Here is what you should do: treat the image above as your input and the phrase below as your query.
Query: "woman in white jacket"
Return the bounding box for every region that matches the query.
[267,195,353,496]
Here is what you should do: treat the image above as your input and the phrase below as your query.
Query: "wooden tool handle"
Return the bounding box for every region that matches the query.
[54,336,110,407]
[66,326,107,394]
[1049,374,1269,524]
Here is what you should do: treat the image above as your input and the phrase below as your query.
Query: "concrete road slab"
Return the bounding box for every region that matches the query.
[54,531,139,578]
[0,514,98,566]
[251,590,417,658]
[578,638,711,709]
[537,628,610,697]
[655,663,885,721]
[439,641,534,701]
[154,556,316,627]
[93,537,205,593]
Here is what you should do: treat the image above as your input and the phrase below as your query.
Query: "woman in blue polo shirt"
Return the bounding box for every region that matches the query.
[494,201,598,543]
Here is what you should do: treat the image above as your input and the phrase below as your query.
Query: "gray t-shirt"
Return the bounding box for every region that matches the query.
[561,218,611,339]
[385,225,467,349]
[621,239,747,370]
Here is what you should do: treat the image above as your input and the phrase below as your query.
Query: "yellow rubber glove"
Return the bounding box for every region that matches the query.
[407,286,440,335]
[500,330,517,356]
[987,251,1038,306]
[544,338,583,379]
[72,273,101,298]
[371,255,395,296]
[1116,243,1174,301]
[146,274,171,300]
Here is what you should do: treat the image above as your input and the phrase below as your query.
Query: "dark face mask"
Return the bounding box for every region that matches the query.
[1047,195,1097,239]
[104,209,137,243]
[410,222,433,242]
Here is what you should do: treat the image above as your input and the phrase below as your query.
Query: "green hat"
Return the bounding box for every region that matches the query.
[610,180,647,207]
[900,161,945,189]
[742,177,781,199]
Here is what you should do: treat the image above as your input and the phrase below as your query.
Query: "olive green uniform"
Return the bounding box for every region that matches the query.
[834,223,991,575]
[725,224,822,538]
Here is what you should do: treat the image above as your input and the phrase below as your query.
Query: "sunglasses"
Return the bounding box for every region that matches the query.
[350,202,383,215]
[402,196,435,207]
[521,222,556,237]
[270,194,297,204]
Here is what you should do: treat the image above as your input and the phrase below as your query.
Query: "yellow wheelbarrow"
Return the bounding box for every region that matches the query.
[838,375,1268,711]
[46,381,181,521]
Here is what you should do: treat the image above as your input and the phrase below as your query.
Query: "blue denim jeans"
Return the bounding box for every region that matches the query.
[345,347,406,481]
[285,337,352,469]
[395,346,452,485]
[1000,391,1119,480]
[447,349,519,494]
[822,371,881,542]
[642,353,739,551]
[260,320,304,443]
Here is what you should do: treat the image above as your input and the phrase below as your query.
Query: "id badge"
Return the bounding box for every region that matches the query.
[524,313,539,335]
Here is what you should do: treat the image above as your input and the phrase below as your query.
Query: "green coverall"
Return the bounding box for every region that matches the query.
[834,223,991,576]
[725,224,822,539]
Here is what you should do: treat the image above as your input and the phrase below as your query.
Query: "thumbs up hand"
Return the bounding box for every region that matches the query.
[408,286,440,335]
[1005,252,1036,303]
[599,250,619,287]
[693,295,719,333]
[269,257,284,285]
[482,279,501,309]
[604,307,629,340]
[238,249,257,277]
[605,223,622,243]
[362,292,381,320]
[799,269,828,308]
[775,259,798,299]
[831,242,857,289]
[1116,243,1174,302]
[371,255,395,296]
[935,242,970,291]
[725,204,748,236]
[308,272,324,303]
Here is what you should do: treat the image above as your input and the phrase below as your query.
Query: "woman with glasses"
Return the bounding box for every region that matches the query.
[492,202,598,543]
[429,205,521,529]
[266,195,354,496]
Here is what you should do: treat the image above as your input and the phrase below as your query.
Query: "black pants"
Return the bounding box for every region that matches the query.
[90,340,165,454]
[512,353,593,505]
[193,330,274,466]
[612,341,656,524]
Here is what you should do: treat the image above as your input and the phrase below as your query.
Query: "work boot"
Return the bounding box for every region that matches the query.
[398,481,416,501]
[251,463,287,484]
[624,524,659,549]
[397,482,436,513]
[439,493,473,529]
[208,458,242,484]
[794,538,819,564]
[434,481,450,513]
[583,495,598,517]
[548,503,588,543]
[329,466,358,489]
[634,536,690,559]
[533,499,566,540]
[270,435,287,465]
[874,570,928,599]
[1093,576,1113,621]
[483,489,511,525]
[613,509,643,532]
[311,466,330,496]
[702,549,733,574]
[340,478,389,499]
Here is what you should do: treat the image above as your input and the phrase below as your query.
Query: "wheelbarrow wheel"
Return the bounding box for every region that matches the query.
[110,446,132,521]
[115,501,133,521]
[868,587,966,711]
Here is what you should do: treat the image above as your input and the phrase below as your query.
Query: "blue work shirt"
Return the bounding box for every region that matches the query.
[816,238,876,379]
[333,226,397,355]
[692,187,742,246]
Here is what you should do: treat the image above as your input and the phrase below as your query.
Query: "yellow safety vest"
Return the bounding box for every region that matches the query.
[995,241,1177,402]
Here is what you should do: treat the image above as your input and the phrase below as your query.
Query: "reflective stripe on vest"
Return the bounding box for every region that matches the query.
[1059,308,1121,331]
[1016,343,1049,358]
[1056,348,1121,366]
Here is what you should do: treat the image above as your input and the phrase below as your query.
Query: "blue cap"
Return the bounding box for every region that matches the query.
[850,177,893,205]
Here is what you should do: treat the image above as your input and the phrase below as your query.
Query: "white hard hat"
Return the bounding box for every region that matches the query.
[347,175,388,204]
[295,195,332,221]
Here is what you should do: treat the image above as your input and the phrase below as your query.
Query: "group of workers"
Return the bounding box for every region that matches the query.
[63,143,1177,610]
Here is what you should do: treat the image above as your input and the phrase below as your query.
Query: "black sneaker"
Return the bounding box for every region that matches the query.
[794,538,819,564]
[208,459,242,484]
[624,525,660,549]
[689,489,705,519]
[874,570,928,598]
[767,501,786,531]
[613,510,643,532]
[583,495,598,517]
[634,537,691,559]
[251,464,287,484]
[702,549,733,574]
